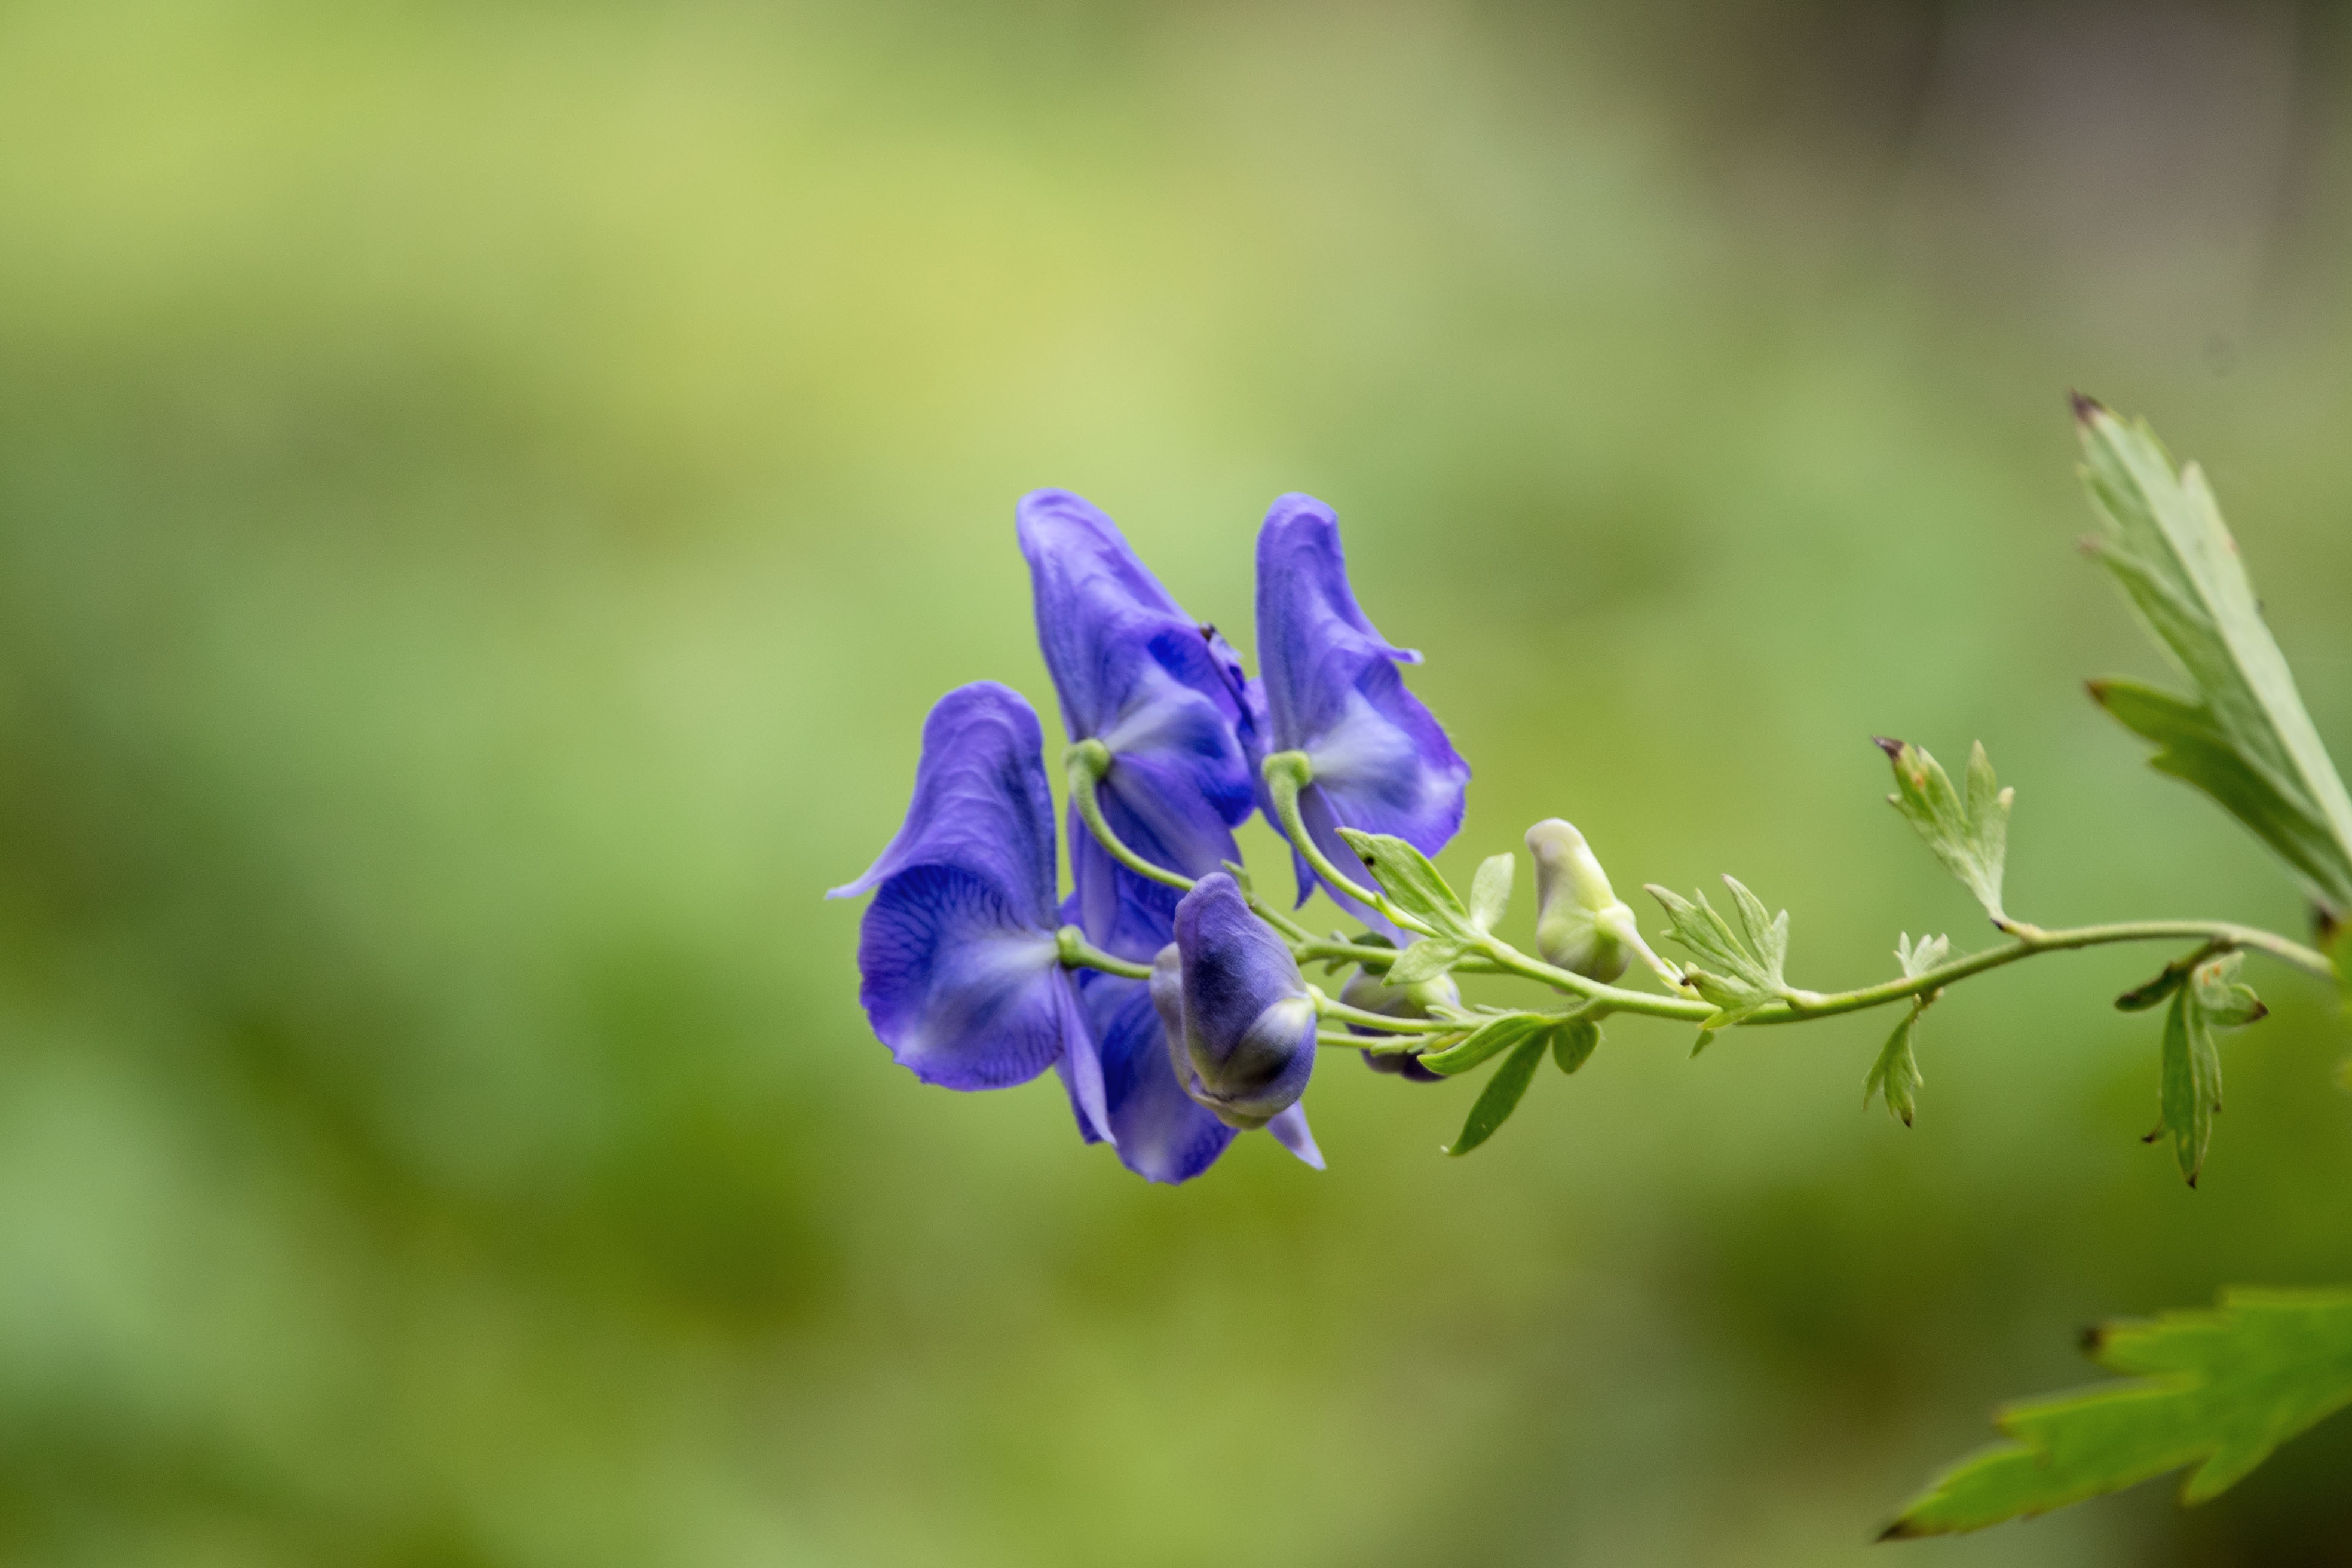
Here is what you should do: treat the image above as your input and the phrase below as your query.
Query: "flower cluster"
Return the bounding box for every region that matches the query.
[830,491,1468,1182]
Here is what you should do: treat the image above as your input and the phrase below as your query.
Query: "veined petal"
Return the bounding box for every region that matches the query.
[829,682,1058,927]
[1255,494,1469,905]
[857,865,1079,1089]
[1019,491,1258,921]
[1076,966,1237,1183]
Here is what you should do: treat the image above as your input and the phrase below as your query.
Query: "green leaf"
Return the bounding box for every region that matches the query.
[1417,1012,1549,1077]
[1864,1010,1922,1126]
[1552,1017,1600,1074]
[1335,829,1481,941]
[1643,877,1791,1027]
[2114,963,2187,1013]
[2076,403,2352,920]
[1469,852,1514,935]
[1445,1029,1551,1155]
[1383,936,1471,987]
[1895,930,1950,980]
[1877,738,2013,923]
[1884,1287,2352,1536]
[2155,985,2222,1187]
[2190,952,2267,1028]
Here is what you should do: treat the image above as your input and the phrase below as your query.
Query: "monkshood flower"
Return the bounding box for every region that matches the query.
[827,682,1108,1138]
[1338,963,1458,1082]
[1255,494,1469,932]
[1062,880,1241,1184]
[1018,489,1263,941]
[1152,873,1324,1168]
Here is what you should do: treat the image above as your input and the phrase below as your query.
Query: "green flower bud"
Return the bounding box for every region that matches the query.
[1525,818,1636,983]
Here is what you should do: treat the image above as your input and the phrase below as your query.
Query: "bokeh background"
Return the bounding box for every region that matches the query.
[4,1,2352,1563]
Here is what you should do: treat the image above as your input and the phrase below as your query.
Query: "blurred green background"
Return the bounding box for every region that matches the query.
[4,1,2352,1563]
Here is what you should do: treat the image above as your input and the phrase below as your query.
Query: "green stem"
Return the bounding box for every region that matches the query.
[1318,1029,1429,1052]
[1260,751,1437,938]
[1308,987,1462,1034]
[1055,927,1155,981]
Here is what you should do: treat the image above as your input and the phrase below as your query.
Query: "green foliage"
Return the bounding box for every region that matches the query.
[2148,954,2267,1186]
[1469,852,1514,935]
[1445,1028,1552,1156]
[1862,934,1946,1126]
[1337,828,1484,984]
[1643,877,1790,1030]
[1417,1012,1551,1076]
[1876,739,2013,923]
[1552,1017,1601,1075]
[2077,400,2352,920]
[1886,1289,2352,1536]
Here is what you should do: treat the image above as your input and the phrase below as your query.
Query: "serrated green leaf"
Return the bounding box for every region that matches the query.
[1864,1007,1923,1126]
[1895,931,1950,980]
[1445,1030,1551,1155]
[2077,405,2352,920]
[1644,878,1790,1026]
[1885,1288,2352,1536]
[1384,936,1470,987]
[2190,953,2267,1028]
[1469,852,1514,935]
[2157,985,2222,1186]
[1878,739,2014,922]
[1552,1017,1599,1074]
[1335,828,1481,941]
[1417,1012,1548,1077]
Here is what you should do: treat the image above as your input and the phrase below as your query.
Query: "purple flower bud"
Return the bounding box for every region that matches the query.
[1157,873,1319,1135]
[1255,495,1468,933]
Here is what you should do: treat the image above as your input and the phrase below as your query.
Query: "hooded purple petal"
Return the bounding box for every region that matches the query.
[1059,884,1238,1183]
[831,683,1094,1107]
[1255,494,1469,926]
[1163,873,1317,1129]
[1019,489,1264,938]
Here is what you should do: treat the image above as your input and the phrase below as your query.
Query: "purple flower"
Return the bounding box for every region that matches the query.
[1255,494,1469,933]
[1062,883,1239,1183]
[1019,489,1263,940]
[828,682,1108,1137]
[1153,874,1324,1166]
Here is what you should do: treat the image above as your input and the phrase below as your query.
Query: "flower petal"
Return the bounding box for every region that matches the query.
[1170,872,1317,1129]
[1264,1103,1325,1170]
[856,863,1079,1089]
[1254,494,1469,905]
[1019,490,1260,927]
[829,682,1058,930]
[1076,966,1237,1183]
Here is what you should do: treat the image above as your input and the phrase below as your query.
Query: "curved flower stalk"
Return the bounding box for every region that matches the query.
[1338,961,1457,1081]
[1018,489,1261,940]
[1254,494,1469,933]
[828,682,1109,1137]
[1152,873,1323,1166]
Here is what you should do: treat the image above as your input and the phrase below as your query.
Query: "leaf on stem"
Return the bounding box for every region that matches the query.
[1385,937,1473,986]
[1644,877,1791,1027]
[1336,828,1482,943]
[1417,1012,1550,1077]
[1552,1017,1600,1075]
[1883,1287,2352,1536]
[1445,1030,1552,1156]
[2148,955,2264,1187]
[2075,402,2352,922]
[1469,852,1514,935]
[1876,738,2013,923]
[1864,1010,1924,1127]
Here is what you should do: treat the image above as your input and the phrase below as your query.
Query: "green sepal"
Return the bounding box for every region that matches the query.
[2115,965,2188,1013]
[1877,737,2013,923]
[1884,1287,2352,1536]
[1335,828,1481,942]
[1552,1017,1600,1075]
[1645,877,1790,1027]
[1445,1030,1551,1156]
[2075,402,2352,921]
[1469,852,1514,935]
[1417,1013,1549,1077]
